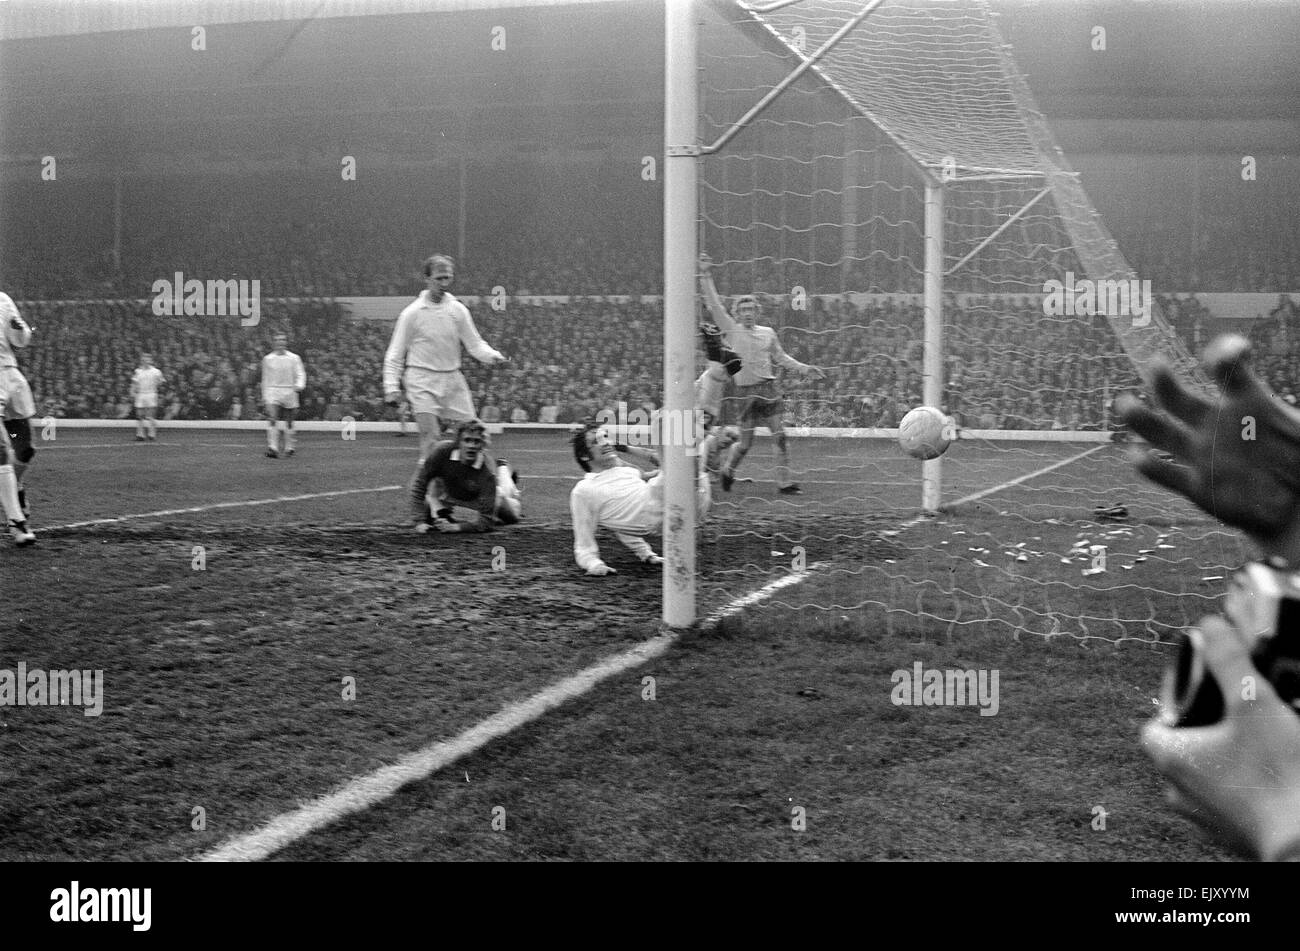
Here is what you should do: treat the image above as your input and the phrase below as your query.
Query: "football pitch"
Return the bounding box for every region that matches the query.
[3,429,1239,860]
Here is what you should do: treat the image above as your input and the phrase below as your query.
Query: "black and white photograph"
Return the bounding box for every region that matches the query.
[1,0,1297,903]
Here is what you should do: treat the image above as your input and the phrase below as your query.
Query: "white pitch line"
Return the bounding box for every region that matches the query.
[199,634,679,862]
[45,486,403,530]
[197,445,1099,862]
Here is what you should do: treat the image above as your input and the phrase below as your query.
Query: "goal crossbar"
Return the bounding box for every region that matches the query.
[701,0,887,157]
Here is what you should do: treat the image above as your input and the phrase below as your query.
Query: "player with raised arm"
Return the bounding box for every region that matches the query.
[262,332,306,458]
[409,419,521,534]
[698,253,825,494]
[568,423,711,576]
[130,353,165,442]
[383,255,508,464]
[0,291,36,546]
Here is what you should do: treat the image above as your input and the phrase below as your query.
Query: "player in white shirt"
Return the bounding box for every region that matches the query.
[261,332,306,458]
[698,254,825,494]
[130,353,166,442]
[382,254,508,464]
[568,424,712,576]
[0,291,37,545]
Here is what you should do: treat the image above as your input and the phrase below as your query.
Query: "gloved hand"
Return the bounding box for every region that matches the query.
[640,553,665,566]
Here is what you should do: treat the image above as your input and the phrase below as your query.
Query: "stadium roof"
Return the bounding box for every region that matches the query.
[0,0,622,41]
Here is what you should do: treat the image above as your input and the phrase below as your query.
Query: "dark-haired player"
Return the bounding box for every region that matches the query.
[0,291,36,545]
[410,419,521,533]
[383,254,508,464]
[568,425,711,576]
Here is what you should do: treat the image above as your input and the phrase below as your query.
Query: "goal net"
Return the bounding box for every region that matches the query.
[691,0,1239,643]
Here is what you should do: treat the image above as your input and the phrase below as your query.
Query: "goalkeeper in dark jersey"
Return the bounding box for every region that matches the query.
[410,419,522,533]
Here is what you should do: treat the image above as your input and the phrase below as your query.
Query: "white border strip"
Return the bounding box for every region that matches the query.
[38,418,1115,441]
[44,486,403,531]
[196,443,1101,861]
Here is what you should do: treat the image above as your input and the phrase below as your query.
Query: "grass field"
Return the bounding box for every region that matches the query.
[2,427,1243,860]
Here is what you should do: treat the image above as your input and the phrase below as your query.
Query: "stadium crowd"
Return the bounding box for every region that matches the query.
[13,293,1140,431]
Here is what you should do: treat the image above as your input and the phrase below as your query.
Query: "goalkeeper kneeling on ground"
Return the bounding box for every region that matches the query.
[410,419,521,533]
[569,424,711,576]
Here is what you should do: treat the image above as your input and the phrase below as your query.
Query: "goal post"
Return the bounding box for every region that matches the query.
[663,0,700,628]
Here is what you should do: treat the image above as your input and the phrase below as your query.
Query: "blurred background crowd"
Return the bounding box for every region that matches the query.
[11,293,1161,431]
[3,167,1297,431]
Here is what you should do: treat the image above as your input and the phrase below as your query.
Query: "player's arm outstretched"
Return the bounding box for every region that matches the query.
[697,253,739,333]
[570,481,614,575]
[383,308,415,406]
[453,302,508,366]
[770,334,826,380]
[409,454,441,532]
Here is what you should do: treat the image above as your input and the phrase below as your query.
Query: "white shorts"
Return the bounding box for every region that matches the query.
[403,368,476,422]
[264,388,300,411]
[135,397,159,411]
[0,367,35,420]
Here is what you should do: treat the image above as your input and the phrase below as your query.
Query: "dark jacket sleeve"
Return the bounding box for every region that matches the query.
[409,454,439,523]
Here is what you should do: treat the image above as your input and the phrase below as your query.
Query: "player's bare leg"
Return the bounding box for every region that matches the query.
[265,405,281,458]
[6,417,35,515]
[415,412,441,464]
[0,424,34,545]
[769,416,799,494]
[283,408,297,456]
[721,423,756,491]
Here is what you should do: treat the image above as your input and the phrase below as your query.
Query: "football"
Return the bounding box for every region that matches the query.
[898,405,952,460]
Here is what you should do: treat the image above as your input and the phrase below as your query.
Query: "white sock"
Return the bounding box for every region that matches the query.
[267,424,278,450]
[0,465,24,523]
[147,418,157,437]
[285,425,296,451]
[495,462,517,498]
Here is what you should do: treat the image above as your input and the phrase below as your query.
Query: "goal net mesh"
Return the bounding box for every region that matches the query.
[694,0,1236,643]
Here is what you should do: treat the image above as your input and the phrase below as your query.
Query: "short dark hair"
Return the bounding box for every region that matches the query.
[571,429,594,472]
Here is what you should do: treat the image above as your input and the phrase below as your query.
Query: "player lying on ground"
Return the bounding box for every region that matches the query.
[262,332,306,458]
[383,254,508,463]
[410,419,521,534]
[697,253,824,494]
[1117,335,1300,860]
[569,423,711,576]
[130,353,165,442]
[0,291,36,546]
